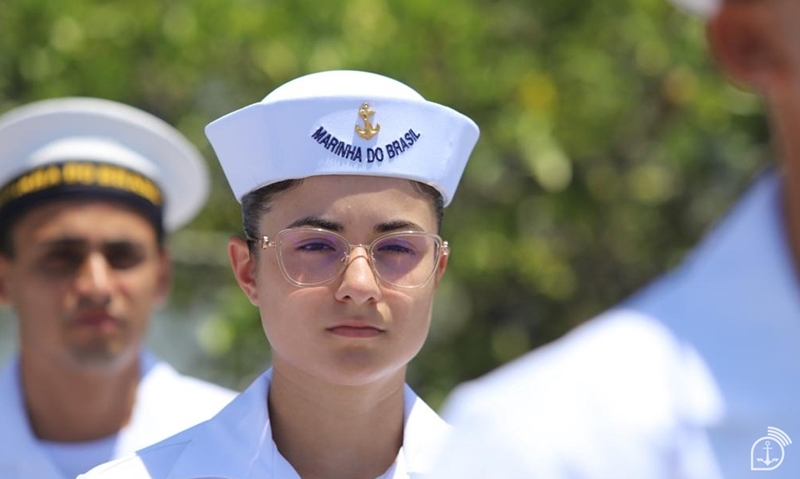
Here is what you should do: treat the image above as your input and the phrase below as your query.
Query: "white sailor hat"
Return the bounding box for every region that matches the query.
[669,0,720,17]
[205,70,479,207]
[0,97,209,232]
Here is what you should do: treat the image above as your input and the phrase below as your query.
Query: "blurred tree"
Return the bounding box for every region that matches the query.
[0,0,769,404]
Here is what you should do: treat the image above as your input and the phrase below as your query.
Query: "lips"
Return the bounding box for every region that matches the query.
[326,321,385,338]
[71,311,122,332]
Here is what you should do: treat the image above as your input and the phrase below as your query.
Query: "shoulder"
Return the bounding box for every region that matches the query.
[447,309,685,414]
[446,311,696,428]
[435,309,723,478]
[124,360,237,451]
[137,360,238,415]
[142,360,237,398]
[79,432,194,479]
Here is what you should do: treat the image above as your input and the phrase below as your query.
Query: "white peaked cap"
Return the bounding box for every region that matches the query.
[206,70,480,206]
[0,97,209,231]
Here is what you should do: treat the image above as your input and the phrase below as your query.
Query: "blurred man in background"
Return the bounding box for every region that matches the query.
[429,0,800,477]
[0,98,236,479]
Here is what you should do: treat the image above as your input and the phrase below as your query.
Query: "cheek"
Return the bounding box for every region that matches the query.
[7,275,69,340]
[115,267,165,310]
[249,249,283,295]
[257,288,324,356]
[391,290,435,339]
[254,262,301,322]
[9,271,67,311]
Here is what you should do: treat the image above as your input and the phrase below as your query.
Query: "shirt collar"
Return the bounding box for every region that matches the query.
[166,369,274,479]
[399,384,451,477]
[167,369,449,479]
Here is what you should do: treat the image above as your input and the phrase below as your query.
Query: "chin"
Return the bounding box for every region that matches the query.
[68,342,137,371]
[318,352,410,387]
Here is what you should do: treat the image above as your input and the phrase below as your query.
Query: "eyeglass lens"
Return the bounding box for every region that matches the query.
[276,230,439,287]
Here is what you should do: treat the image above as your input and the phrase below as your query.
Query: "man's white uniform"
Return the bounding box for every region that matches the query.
[80,369,449,479]
[0,353,236,479]
[430,171,800,478]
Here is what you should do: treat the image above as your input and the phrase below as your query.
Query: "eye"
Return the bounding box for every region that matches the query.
[103,243,146,270]
[297,240,337,252]
[39,248,85,274]
[375,237,419,256]
[289,234,342,254]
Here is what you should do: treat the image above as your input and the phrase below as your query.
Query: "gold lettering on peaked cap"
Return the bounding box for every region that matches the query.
[0,162,163,210]
[355,103,380,140]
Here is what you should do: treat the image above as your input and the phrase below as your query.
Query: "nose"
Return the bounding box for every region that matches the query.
[75,252,113,304]
[334,247,382,304]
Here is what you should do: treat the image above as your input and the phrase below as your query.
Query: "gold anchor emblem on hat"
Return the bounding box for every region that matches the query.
[355,103,380,140]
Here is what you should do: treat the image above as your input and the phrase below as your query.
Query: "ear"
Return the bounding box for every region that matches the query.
[0,255,9,305]
[706,2,783,92]
[432,245,449,289]
[228,236,260,305]
[150,249,172,307]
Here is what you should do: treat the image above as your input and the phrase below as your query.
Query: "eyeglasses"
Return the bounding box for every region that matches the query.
[250,228,449,288]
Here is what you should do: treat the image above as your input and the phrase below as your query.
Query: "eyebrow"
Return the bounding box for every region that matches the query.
[38,238,86,248]
[37,237,145,250]
[374,220,424,233]
[286,217,424,234]
[286,217,343,231]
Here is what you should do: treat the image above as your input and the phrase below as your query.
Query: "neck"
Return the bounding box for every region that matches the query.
[767,85,800,273]
[20,350,140,442]
[268,362,406,479]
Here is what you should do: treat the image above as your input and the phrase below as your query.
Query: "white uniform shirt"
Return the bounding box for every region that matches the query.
[430,171,800,479]
[0,352,236,479]
[79,368,450,479]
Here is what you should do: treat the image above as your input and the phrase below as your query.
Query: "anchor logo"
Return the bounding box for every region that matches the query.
[759,441,779,467]
[355,103,380,140]
[751,426,792,471]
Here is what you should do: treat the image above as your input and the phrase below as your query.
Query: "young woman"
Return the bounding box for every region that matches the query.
[80,70,479,479]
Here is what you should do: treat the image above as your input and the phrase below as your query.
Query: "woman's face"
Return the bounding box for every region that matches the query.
[229,175,448,387]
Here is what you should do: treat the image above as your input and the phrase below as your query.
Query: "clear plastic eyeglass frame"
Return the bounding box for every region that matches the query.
[250,227,449,289]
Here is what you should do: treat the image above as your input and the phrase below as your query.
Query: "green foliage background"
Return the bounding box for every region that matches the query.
[0,0,770,407]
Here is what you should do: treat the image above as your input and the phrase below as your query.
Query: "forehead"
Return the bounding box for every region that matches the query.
[266,175,438,230]
[11,199,159,245]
